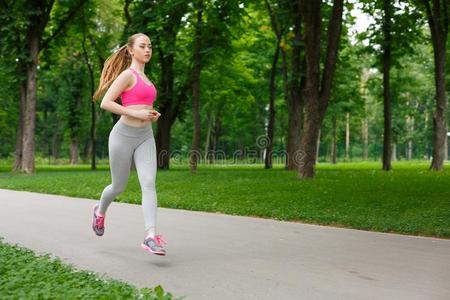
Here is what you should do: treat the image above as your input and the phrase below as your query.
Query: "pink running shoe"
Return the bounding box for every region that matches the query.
[92,204,105,236]
[141,235,167,256]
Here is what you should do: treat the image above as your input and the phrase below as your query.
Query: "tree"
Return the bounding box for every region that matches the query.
[382,0,393,170]
[360,0,424,168]
[421,0,449,170]
[264,0,288,169]
[285,0,304,170]
[0,0,88,173]
[189,0,204,173]
[298,0,344,178]
[81,10,97,170]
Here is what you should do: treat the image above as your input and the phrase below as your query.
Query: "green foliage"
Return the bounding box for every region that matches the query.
[0,238,177,299]
[0,1,447,164]
[358,0,426,67]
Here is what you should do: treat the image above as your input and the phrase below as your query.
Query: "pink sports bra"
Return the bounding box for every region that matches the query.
[120,68,157,107]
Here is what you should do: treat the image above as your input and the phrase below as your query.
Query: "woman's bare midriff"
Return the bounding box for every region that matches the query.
[120,104,154,127]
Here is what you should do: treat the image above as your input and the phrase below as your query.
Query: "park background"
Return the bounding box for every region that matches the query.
[1,1,450,299]
[0,0,449,233]
[0,0,448,174]
[1,0,449,235]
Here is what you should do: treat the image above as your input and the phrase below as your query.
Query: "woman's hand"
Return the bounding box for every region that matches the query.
[132,109,154,121]
[149,109,161,122]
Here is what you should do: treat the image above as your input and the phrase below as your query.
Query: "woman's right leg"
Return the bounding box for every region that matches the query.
[98,125,134,215]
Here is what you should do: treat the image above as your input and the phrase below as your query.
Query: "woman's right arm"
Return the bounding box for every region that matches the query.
[99,70,151,120]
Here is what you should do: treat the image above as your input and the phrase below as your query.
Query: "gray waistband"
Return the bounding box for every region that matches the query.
[113,120,153,138]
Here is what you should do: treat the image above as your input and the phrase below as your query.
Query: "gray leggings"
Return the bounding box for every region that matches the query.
[99,120,158,234]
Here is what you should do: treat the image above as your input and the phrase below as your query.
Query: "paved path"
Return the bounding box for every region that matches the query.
[0,189,449,300]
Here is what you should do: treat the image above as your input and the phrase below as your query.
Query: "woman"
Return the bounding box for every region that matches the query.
[92,33,166,256]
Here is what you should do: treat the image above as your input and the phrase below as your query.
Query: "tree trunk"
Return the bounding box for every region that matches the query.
[316,128,321,163]
[362,118,368,160]
[445,130,448,161]
[90,102,97,169]
[41,109,48,158]
[151,3,188,170]
[298,108,321,178]
[19,0,81,172]
[156,79,191,170]
[189,0,203,173]
[155,82,188,170]
[208,116,216,164]
[407,140,413,160]
[286,99,301,169]
[281,45,291,169]
[204,110,213,163]
[21,31,39,173]
[407,115,414,160]
[13,72,26,172]
[298,0,344,178]
[345,112,350,161]
[154,55,175,170]
[392,143,397,161]
[298,0,322,178]
[81,26,97,170]
[286,2,303,171]
[69,93,82,165]
[70,138,78,164]
[85,37,100,169]
[424,110,430,159]
[265,39,280,169]
[52,132,60,161]
[211,114,222,164]
[382,0,392,171]
[264,0,285,170]
[331,115,337,164]
[155,116,173,169]
[360,68,370,161]
[423,0,448,170]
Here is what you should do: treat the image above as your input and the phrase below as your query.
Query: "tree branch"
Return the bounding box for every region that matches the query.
[86,32,105,64]
[40,0,88,51]
[423,0,440,47]
[265,0,280,39]
[39,0,56,33]
[300,0,321,93]
[319,0,344,115]
[124,0,132,31]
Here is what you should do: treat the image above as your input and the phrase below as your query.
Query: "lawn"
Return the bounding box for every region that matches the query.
[0,238,175,299]
[0,161,449,238]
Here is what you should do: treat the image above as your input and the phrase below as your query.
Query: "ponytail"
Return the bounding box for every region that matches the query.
[93,45,131,101]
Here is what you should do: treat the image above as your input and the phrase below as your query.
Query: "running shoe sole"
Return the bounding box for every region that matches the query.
[141,243,166,256]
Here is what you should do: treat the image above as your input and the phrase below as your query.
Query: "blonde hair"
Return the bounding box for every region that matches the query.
[93,33,149,101]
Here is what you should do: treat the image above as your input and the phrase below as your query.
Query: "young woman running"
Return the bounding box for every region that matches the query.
[92,33,166,256]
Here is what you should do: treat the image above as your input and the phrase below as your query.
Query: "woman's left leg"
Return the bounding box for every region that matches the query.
[133,135,158,237]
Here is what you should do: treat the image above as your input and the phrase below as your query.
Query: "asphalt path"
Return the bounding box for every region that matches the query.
[1,189,449,300]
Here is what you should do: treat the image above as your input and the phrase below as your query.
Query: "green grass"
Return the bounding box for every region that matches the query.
[1,161,449,238]
[0,238,176,299]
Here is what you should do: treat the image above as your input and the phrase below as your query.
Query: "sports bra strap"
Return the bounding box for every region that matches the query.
[130,68,148,86]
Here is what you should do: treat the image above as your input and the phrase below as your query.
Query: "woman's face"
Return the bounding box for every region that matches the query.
[130,35,152,63]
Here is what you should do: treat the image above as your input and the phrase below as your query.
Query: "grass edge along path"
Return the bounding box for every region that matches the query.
[0,162,449,239]
[0,238,177,300]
